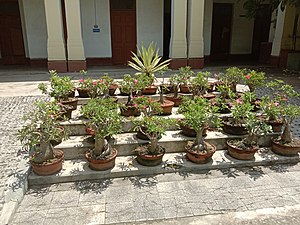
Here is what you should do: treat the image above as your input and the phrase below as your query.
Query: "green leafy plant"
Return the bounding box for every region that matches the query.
[128,42,171,78]
[38,70,75,101]
[230,98,254,126]
[81,98,122,159]
[133,116,176,155]
[17,101,69,163]
[242,70,266,91]
[266,79,300,143]
[179,97,221,152]
[86,74,114,98]
[132,96,162,117]
[190,71,210,97]
[178,66,194,86]
[218,67,245,92]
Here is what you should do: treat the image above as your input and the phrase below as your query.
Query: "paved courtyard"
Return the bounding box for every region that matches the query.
[0,65,299,224]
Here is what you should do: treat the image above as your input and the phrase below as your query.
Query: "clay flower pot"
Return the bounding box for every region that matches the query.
[159,99,175,115]
[30,150,64,176]
[109,84,118,96]
[165,95,183,107]
[77,88,90,98]
[136,146,165,166]
[271,138,300,157]
[185,141,216,164]
[179,84,191,93]
[267,120,284,133]
[226,140,258,160]
[120,106,141,117]
[222,118,248,135]
[60,97,78,111]
[85,149,118,171]
[142,86,158,95]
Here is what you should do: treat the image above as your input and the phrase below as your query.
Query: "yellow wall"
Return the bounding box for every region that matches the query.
[281,6,300,50]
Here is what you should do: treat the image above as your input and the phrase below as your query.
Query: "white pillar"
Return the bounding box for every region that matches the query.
[65,0,86,72]
[169,0,188,69]
[204,0,213,57]
[44,0,67,72]
[271,7,286,59]
[187,0,205,68]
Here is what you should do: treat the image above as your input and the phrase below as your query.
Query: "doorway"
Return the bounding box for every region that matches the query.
[251,5,271,59]
[163,0,171,59]
[0,0,26,64]
[110,0,136,65]
[210,3,233,61]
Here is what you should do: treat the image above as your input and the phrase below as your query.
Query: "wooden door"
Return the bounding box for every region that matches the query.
[211,3,233,60]
[110,0,136,65]
[252,5,271,59]
[0,0,26,64]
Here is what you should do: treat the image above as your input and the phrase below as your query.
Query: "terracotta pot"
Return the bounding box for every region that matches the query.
[85,149,118,171]
[185,142,216,164]
[179,84,191,93]
[120,106,141,117]
[67,90,76,98]
[166,95,183,107]
[202,93,216,100]
[60,97,78,111]
[109,84,118,96]
[136,149,165,166]
[271,138,300,156]
[222,119,248,135]
[119,90,137,96]
[77,88,90,98]
[226,140,258,160]
[142,86,157,95]
[30,150,64,176]
[86,127,96,136]
[268,120,284,132]
[158,99,174,115]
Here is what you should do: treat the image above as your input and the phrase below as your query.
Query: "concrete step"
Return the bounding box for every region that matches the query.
[28,148,300,186]
[55,131,279,160]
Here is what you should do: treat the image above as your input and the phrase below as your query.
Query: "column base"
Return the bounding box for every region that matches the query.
[68,60,87,72]
[188,58,204,69]
[270,56,280,67]
[279,49,289,68]
[48,60,68,73]
[170,59,188,70]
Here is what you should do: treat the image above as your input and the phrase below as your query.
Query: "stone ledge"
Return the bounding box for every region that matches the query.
[28,149,300,186]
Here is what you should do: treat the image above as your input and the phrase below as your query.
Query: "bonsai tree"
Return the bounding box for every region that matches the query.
[242,69,266,92]
[17,101,69,174]
[266,79,300,143]
[38,70,75,102]
[81,98,122,160]
[179,97,221,152]
[133,96,162,117]
[77,70,94,98]
[178,66,194,93]
[218,67,245,92]
[189,71,210,97]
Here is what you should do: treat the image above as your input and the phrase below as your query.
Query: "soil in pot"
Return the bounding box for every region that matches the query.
[185,141,216,164]
[271,138,300,156]
[85,148,118,171]
[135,144,165,166]
[226,139,258,160]
[30,149,64,176]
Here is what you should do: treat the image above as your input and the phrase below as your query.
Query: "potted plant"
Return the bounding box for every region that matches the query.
[165,73,184,106]
[38,70,78,112]
[178,66,194,93]
[17,101,69,175]
[226,111,271,160]
[133,116,176,166]
[242,69,266,92]
[128,42,171,95]
[222,98,253,135]
[266,80,300,156]
[260,97,283,132]
[77,70,91,98]
[87,74,117,100]
[118,74,141,117]
[81,98,122,170]
[157,67,174,115]
[218,67,245,92]
[189,71,215,99]
[179,97,221,163]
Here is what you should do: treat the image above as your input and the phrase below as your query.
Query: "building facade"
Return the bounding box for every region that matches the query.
[0,0,296,72]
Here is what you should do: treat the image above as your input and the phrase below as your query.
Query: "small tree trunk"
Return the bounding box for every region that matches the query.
[173,86,179,99]
[281,124,292,143]
[149,136,159,154]
[94,137,112,158]
[159,85,164,104]
[193,128,205,151]
[34,139,54,163]
[126,88,134,106]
